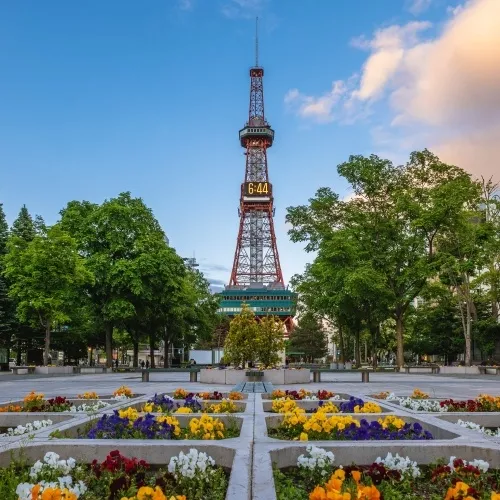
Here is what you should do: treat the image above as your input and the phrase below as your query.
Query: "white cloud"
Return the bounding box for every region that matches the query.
[221,0,267,18]
[408,0,433,15]
[178,0,193,10]
[285,0,500,180]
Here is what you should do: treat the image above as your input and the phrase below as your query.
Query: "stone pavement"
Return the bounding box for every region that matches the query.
[1,370,499,402]
[2,371,500,499]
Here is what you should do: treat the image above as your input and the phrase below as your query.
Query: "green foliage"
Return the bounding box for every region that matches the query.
[223,306,284,367]
[255,315,285,367]
[288,312,328,361]
[287,149,485,367]
[223,304,259,367]
[4,225,93,365]
[0,204,16,347]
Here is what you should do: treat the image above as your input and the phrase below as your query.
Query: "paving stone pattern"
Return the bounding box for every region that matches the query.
[2,371,500,499]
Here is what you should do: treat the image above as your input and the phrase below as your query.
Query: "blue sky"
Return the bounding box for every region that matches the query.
[1,0,497,291]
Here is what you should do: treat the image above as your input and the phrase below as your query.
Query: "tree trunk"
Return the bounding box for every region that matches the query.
[16,339,22,365]
[395,314,404,369]
[105,322,113,368]
[355,329,361,367]
[338,324,345,363]
[133,341,139,368]
[465,300,472,366]
[43,321,51,366]
[149,331,155,368]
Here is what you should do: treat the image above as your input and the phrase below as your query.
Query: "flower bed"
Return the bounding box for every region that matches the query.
[273,445,500,499]
[50,410,242,440]
[0,448,229,500]
[267,412,435,441]
[270,389,341,401]
[138,394,245,414]
[268,398,384,415]
[384,394,500,413]
[0,419,53,438]
[172,389,244,400]
[0,388,135,413]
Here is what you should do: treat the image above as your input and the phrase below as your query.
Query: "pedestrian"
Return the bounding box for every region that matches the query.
[145,359,150,369]
[141,360,145,369]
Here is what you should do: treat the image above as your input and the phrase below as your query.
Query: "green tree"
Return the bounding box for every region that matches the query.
[4,225,92,365]
[437,201,491,365]
[0,204,16,355]
[223,304,258,367]
[405,285,463,364]
[11,205,36,243]
[288,312,327,361]
[256,315,285,367]
[9,205,45,364]
[60,192,177,367]
[287,150,481,368]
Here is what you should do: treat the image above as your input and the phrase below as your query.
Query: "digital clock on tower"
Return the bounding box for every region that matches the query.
[244,182,272,197]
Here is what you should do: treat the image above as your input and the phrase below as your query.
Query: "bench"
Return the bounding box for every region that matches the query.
[311,369,371,383]
[478,366,500,375]
[11,366,36,375]
[403,365,440,374]
[141,368,200,382]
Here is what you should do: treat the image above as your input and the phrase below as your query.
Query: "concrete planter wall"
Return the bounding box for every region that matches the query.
[199,369,310,385]
[35,366,73,375]
[0,442,250,500]
[439,366,480,375]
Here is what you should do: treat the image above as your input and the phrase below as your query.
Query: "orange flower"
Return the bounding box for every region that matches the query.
[31,484,42,500]
[351,470,361,483]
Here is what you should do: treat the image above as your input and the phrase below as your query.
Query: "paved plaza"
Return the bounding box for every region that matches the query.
[1,371,499,403]
[3,371,500,499]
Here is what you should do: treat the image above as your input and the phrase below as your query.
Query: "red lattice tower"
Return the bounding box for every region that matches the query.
[229,24,284,287]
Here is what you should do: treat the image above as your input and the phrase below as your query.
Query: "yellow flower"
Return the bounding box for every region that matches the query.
[118,407,139,422]
[142,403,154,413]
[208,400,238,413]
[272,389,286,399]
[113,385,133,397]
[300,432,308,441]
[174,407,193,414]
[377,415,405,430]
[77,391,99,399]
[411,388,429,399]
[316,402,339,414]
[173,388,188,399]
[24,391,45,403]
[354,402,382,413]
[186,414,225,439]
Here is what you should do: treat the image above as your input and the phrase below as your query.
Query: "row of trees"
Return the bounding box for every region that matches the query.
[287,150,500,367]
[0,193,220,367]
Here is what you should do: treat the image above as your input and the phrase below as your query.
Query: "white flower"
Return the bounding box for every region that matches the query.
[16,482,33,500]
[448,456,490,473]
[297,445,335,472]
[457,419,500,437]
[168,448,216,480]
[375,452,420,478]
[398,397,446,412]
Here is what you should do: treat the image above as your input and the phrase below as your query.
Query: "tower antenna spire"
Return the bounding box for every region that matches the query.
[255,16,259,67]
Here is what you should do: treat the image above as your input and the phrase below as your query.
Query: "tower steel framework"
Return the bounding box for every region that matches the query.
[229,24,284,289]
